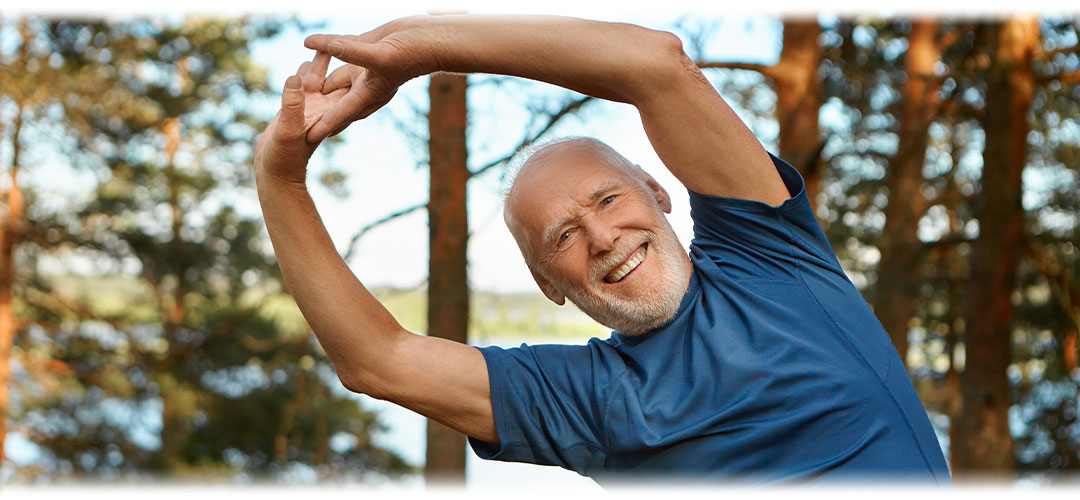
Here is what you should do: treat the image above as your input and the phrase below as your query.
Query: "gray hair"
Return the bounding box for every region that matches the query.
[501,135,595,206]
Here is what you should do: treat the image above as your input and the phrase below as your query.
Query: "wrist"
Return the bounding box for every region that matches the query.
[255,164,309,191]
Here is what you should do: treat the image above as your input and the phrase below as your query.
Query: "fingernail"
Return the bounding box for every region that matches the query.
[285,75,302,90]
[328,40,344,57]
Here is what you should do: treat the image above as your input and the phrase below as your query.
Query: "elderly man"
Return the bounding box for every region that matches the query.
[255,15,951,484]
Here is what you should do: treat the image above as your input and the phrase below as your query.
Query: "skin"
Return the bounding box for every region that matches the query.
[506,139,693,335]
[255,15,791,446]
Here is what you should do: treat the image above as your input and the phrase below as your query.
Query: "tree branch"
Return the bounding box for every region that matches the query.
[696,61,777,80]
[1036,43,1080,62]
[1041,70,1080,85]
[468,95,594,178]
[340,94,595,252]
[826,150,894,163]
[341,202,428,262]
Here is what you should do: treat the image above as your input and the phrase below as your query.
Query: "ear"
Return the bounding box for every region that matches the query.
[529,266,566,306]
[636,166,673,213]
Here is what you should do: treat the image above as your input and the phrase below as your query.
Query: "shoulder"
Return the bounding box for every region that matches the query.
[688,153,806,214]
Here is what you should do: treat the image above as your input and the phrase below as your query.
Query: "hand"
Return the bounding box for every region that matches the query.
[303,16,440,142]
[254,52,348,185]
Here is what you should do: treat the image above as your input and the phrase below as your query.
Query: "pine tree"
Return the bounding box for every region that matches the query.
[2,16,412,482]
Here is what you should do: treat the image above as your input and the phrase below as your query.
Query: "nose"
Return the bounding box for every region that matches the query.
[584,218,619,255]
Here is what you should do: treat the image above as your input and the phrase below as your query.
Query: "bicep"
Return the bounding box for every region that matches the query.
[636,55,790,207]
[375,332,497,444]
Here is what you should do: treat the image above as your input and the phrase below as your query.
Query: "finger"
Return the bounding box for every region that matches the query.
[300,57,323,93]
[304,23,391,50]
[322,65,361,94]
[305,34,339,50]
[307,89,364,143]
[306,36,389,68]
[307,77,397,142]
[311,51,331,79]
[278,75,305,140]
[327,112,360,138]
[304,34,358,51]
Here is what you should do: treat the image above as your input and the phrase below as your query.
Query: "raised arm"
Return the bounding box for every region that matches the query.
[254,54,497,443]
[305,15,790,205]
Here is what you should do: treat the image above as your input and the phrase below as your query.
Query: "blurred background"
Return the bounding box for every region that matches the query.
[1,0,1079,489]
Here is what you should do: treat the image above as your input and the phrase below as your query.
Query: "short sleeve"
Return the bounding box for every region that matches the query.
[688,153,844,281]
[467,341,617,476]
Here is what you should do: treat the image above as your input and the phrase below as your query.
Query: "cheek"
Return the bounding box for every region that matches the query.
[549,249,592,283]
[618,195,664,225]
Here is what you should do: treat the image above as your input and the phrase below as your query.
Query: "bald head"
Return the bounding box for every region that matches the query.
[520,137,637,176]
[502,137,665,268]
[505,138,640,218]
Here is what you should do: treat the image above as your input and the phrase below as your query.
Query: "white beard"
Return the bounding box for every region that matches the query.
[545,219,691,336]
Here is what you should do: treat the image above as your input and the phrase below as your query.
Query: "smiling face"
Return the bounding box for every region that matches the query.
[504,139,693,335]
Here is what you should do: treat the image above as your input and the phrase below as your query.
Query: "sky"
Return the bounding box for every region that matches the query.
[5,1,788,485]
[7,0,1080,488]
[244,8,784,295]
[13,2,1080,297]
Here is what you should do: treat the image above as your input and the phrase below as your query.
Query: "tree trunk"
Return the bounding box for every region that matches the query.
[951,17,1038,476]
[425,73,469,485]
[873,20,941,362]
[152,116,191,472]
[0,101,25,464]
[775,20,825,213]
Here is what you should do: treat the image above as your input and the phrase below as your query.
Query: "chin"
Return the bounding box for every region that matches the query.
[554,221,692,336]
[567,261,690,336]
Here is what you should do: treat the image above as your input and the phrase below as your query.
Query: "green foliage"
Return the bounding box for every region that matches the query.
[815,18,1080,476]
[2,15,412,483]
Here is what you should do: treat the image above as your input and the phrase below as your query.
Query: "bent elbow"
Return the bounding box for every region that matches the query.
[652,29,686,58]
[334,328,411,400]
[339,371,391,401]
[628,28,704,102]
[655,30,708,85]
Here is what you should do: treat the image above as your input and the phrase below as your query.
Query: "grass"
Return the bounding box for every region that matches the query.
[38,274,609,343]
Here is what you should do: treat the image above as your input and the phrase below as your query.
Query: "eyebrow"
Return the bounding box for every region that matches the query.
[541,181,620,247]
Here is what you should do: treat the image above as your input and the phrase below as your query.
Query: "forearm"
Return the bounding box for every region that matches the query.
[428,15,780,201]
[427,15,686,105]
[255,170,404,395]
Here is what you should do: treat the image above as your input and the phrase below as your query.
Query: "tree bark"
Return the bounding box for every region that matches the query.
[425,73,469,485]
[951,17,1038,476]
[152,116,191,473]
[698,21,824,218]
[0,101,25,464]
[873,20,942,362]
[775,20,824,213]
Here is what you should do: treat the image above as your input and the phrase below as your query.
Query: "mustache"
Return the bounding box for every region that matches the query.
[589,238,650,283]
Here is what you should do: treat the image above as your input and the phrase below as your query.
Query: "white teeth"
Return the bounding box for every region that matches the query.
[605,246,646,283]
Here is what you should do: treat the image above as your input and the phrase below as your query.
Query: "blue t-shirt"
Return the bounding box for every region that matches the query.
[468,154,952,485]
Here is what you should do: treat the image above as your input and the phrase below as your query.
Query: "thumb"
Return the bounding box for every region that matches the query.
[278,75,305,139]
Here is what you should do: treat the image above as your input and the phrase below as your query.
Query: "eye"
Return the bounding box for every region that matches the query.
[601,195,615,206]
[559,230,572,242]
